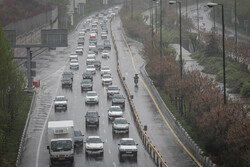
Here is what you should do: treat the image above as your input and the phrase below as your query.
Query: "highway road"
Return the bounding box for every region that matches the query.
[20,10,156,167]
[20,7,198,167]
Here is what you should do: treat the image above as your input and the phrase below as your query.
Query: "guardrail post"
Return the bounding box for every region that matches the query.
[156,156,159,166]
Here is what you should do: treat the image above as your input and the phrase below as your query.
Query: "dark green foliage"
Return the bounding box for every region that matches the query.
[240,82,250,98]
[203,35,221,57]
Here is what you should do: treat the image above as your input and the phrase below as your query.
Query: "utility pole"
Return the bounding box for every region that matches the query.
[131,0,133,19]
[235,0,238,54]
[160,0,162,57]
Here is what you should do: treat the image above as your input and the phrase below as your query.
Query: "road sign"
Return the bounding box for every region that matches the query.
[41,29,68,47]
[31,70,36,77]
[25,61,36,68]
[4,30,16,47]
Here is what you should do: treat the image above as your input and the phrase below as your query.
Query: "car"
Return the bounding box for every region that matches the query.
[101,32,108,39]
[101,66,111,76]
[93,60,101,70]
[86,17,92,23]
[87,51,96,57]
[76,46,84,55]
[112,94,125,108]
[85,110,100,127]
[54,96,68,111]
[74,130,84,146]
[112,117,129,134]
[102,74,112,85]
[86,65,96,74]
[62,72,73,81]
[70,53,78,61]
[118,138,138,160]
[86,55,96,65]
[107,85,119,98]
[78,39,84,46]
[111,12,116,16]
[85,136,104,156]
[61,77,73,88]
[70,59,79,70]
[101,49,110,58]
[89,43,96,50]
[103,39,111,50]
[85,91,99,104]
[82,71,93,81]
[81,79,93,92]
[79,31,85,36]
[108,106,123,120]
[97,45,104,52]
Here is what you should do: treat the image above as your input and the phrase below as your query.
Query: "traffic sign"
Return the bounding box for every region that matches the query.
[244,20,249,28]
[41,29,68,47]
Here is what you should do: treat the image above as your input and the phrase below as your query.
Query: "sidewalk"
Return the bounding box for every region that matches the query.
[111,16,205,167]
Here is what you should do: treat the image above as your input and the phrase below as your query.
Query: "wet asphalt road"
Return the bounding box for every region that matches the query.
[20,12,156,167]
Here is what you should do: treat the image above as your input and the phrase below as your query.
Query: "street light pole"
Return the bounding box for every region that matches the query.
[197,0,199,38]
[155,1,158,33]
[208,2,226,104]
[235,0,238,54]
[160,0,162,57]
[213,0,216,33]
[131,0,133,19]
[169,1,182,78]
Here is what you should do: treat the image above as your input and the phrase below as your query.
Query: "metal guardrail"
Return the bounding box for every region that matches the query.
[16,90,37,167]
[110,17,168,167]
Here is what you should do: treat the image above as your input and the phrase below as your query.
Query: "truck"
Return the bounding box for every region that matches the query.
[47,120,75,165]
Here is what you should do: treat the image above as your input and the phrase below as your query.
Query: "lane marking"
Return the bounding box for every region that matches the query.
[105,138,108,143]
[113,162,116,167]
[104,129,106,133]
[108,149,111,154]
[36,66,67,167]
[120,31,202,167]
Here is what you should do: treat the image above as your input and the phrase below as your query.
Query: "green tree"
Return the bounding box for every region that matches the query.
[204,35,221,57]
[0,25,25,159]
[240,82,250,98]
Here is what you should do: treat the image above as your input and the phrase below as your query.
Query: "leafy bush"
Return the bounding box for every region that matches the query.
[240,82,250,98]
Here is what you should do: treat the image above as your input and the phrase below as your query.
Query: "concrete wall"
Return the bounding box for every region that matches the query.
[3,7,58,60]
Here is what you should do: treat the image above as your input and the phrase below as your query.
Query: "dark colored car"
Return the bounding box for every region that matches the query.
[62,72,73,81]
[85,111,100,127]
[97,45,104,53]
[81,79,93,92]
[103,39,111,50]
[93,60,101,70]
[82,71,93,81]
[74,130,84,146]
[61,77,73,88]
[112,94,125,108]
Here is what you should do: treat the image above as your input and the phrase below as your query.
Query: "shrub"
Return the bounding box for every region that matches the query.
[240,82,250,98]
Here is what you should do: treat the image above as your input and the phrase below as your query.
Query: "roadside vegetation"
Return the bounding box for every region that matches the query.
[0,26,32,166]
[119,2,250,167]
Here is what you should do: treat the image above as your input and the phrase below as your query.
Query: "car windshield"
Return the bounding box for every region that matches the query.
[83,72,92,76]
[55,97,66,101]
[110,107,121,111]
[102,67,109,70]
[87,92,97,96]
[103,75,111,79]
[120,140,135,145]
[87,65,95,68]
[86,112,98,117]
[114,119,127,124]
[82,79,91,84]
[113,95,123,99]
[51,140,72,151]
[103,50,109,53]
[108,86,118,90]
[62,77,71,81]
[87,137,102,143]
[74,131,82,137]
[71,59,78,63]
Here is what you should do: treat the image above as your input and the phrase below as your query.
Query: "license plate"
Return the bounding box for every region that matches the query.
[59,157,65,160]
[126,151,132,154]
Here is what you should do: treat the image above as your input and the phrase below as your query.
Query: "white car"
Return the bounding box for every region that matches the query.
[86,17,92,23]
[79,31,85,36]
[101,66,111,76]
[76,46,84,55]
[89,43,96,50]
[87,51,96,57]
[101,50,109,58]
[70,53,78,61]
[108,106,123,120]
[112,117,129,134]
[54,96,68,111]
[107,85,120,98]
[86,55,96,65]
[86,65,96,74]
[70,59,79,70]
[85,136,104,156]
[85,91,99,104]
[102,74,112,85]
[118,138,138,159]
[101,32,108,39]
